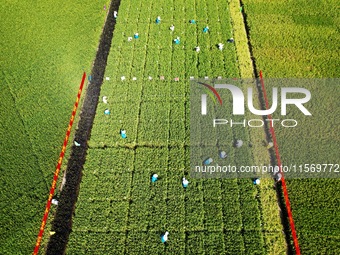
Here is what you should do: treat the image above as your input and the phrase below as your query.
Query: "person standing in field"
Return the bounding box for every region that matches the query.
[253,178,260,185]
[182,177,189,188]
[151,174,158,182]
[120,129,127,139]
[227,38,234,43]
[161,231,169,243]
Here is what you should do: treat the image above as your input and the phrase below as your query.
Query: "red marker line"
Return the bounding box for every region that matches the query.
[33,72,86,255]
[198,82,223,105]
[259,71,301,255]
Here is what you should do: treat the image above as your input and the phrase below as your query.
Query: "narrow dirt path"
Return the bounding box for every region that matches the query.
[45,0,121,254]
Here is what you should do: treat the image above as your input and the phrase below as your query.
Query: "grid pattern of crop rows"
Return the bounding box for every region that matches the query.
[67,0,284,254]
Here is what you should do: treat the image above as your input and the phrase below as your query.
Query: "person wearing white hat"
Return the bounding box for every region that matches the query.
[174,37,180,44]
[275,173,282,182]
[218,43,224,51]
[227,38,234,43]
[182,177,189,188]
[120,129,127,139]
[236,139,243,148]
[161,231,169,243]
[170,24,175,31]
[253,178,260,185]
[151,174,158,183]
[203,157,213,165]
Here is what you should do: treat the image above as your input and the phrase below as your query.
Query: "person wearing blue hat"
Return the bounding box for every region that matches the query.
[203,157,213,165]
[104,109,110,115]
[134,33,139,39]
[189,19,196,24]
[173,37,180,44]
[203,26,209,33]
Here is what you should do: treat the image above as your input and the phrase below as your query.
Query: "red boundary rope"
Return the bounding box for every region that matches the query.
[259,71,301,255]
[32,72,86,255]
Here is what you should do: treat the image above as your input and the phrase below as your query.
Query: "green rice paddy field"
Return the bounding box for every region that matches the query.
[0,0,339,254]
[67,0,284,254]
[243,0,340,253]
[0,0,109,254]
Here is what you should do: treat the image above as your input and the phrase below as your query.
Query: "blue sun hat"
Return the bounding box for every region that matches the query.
[203,157,213,165]
[134,33,139,39]
[203,26,209,33]
[174,37,180,44]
